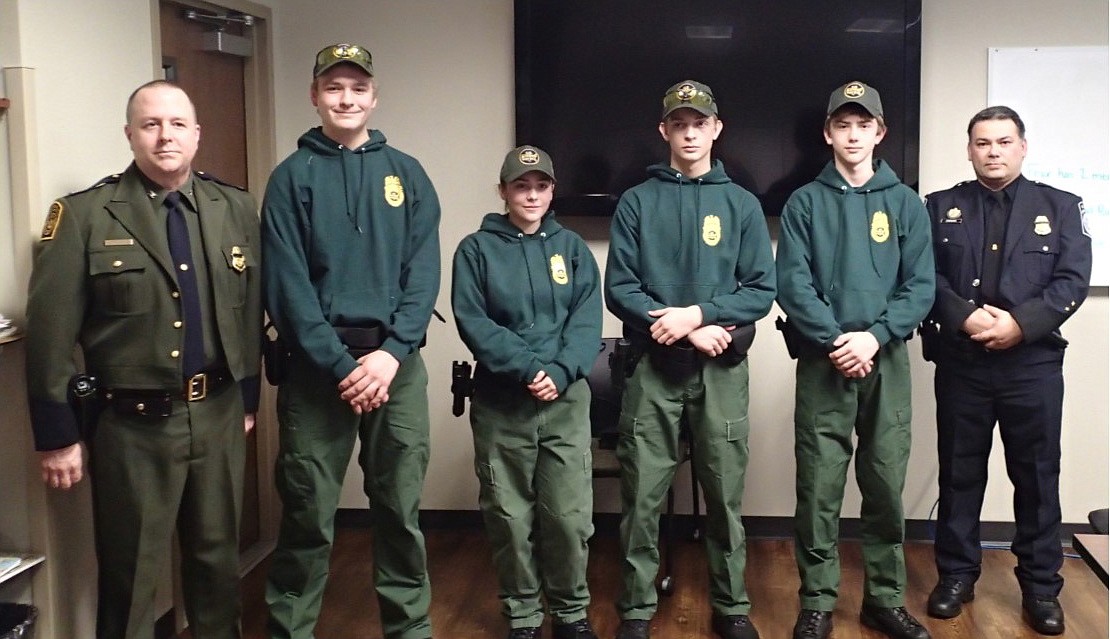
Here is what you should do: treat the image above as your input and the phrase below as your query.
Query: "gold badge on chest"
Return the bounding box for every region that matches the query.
[384,175,405,208]
[702,214,722,247]
[550,254,569,285]
[870,210,890,243]
[230,246,247,272]
[1033,215,1052,236]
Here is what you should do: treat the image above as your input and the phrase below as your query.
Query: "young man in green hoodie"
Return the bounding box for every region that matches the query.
[261,43,441,639]
[605,80,776,639]
[776,81,934,639]
[452,145,602,639]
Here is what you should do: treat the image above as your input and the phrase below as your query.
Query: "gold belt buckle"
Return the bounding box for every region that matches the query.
[186,373,208,401]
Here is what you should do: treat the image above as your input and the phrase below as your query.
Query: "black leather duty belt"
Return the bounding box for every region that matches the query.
[104,367,234,417]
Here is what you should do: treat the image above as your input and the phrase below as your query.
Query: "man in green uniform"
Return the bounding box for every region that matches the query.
[605,80,776,639]
[25,80,262,639]
[261,44,440,639]
[776,81,934,639]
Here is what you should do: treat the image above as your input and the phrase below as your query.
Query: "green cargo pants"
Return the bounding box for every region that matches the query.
[793,340,912,611]
[616,356,752,620]
[92,379,245,639]
[470,378,594,629]
[267,352,431,639]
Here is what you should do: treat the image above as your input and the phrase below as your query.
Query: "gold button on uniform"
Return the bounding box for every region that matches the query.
[171,350,180,358]
[991,243,999,251]
[179,264,189,271]
[174,321,183,328]
[112,260,123,267]
[972,278,980,287]
[172,291,180,298]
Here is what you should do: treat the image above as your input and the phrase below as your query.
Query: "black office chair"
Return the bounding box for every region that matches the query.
[1089,508,1109,535]
[585,338,701,595]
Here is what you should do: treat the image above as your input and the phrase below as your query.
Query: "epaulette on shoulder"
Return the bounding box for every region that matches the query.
[196,171,247,191]
[954,180,974,188]
[68,174,121,197]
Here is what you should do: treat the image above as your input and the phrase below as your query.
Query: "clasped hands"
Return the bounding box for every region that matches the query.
[339,350,400,414]
[648,305,735,357]
[962,304,1023,350]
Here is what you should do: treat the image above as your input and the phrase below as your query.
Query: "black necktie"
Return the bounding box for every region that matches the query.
[165,191,205,377]
[980,190,1007,305]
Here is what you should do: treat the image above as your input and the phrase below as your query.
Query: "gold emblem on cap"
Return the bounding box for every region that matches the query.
[946,207,962,220]
[40,201,64,241]
[870,210,890,243]
[519,148,540,165]
[702,214,722,247]
[231,246,247,273]
[1033,214,1052,236]
[384,175,405,208]
[334,44,360,59]
[676,84,697,102]
[844,82,866,99]
[550,254,569,285]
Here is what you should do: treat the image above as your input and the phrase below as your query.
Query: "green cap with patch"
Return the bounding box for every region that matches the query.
[500,145,555,183]
[662,80,718,119]
[827,80,883,118]
[313,43,374,78]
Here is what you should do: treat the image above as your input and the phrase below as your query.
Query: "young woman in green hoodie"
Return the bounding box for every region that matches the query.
[451,146,603,639]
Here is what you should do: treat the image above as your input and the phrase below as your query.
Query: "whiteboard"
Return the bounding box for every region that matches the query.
[988,46,1110,286]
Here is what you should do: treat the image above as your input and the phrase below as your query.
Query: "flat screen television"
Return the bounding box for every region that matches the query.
[514,0,921,216]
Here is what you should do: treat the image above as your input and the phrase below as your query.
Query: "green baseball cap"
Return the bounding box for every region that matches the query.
[500,145,555,183]
[827,80,883,118]
[313,43,374,78]
[662,80,718,119]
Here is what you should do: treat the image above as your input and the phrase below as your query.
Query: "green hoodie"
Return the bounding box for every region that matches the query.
[605,160,776,335]
[452,212,601,393]
[262,127,441,381]
[776,159,935,349]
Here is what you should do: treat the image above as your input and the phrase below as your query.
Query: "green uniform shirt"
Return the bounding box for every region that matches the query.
[25,163,262,450]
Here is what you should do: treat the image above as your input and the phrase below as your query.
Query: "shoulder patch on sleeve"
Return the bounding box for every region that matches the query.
[40,200,64,241]
[1079,200,1091,238]
[196,171,247,191]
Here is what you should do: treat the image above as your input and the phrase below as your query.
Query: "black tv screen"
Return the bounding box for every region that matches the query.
[514,0,921,216]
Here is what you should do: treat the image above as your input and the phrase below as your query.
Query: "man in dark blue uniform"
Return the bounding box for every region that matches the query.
[921,106,1091,636]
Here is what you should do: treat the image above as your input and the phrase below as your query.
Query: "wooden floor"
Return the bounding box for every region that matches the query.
[227,529,1107,639]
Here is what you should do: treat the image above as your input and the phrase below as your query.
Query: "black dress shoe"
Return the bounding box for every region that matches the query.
[1022,595,1065,635]
[507,627,540,639]
[553,618,599,639]
[859,605,931,639]
[927,576,975,618]
[711,614,760,639]
[615,619,650,639]
[792,609,832,639]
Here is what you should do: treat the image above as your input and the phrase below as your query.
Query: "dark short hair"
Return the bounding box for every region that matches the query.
[824,103,886,131]
[967,106,1026,139]
[125,80,194,124]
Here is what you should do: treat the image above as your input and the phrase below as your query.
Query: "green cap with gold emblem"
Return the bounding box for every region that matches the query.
[313,43,374,78]
[500,145,555,183]
[662,80,718,119]
[827,80,883,118]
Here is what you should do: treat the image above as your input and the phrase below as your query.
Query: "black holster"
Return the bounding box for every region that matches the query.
[775,316,810,360]
[67,374,103,441]
[263,320,290,385]
[450,360,474,416]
